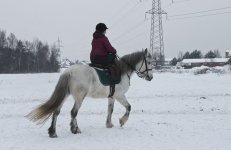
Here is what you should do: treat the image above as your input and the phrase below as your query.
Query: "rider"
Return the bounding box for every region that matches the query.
[90,23,117,66]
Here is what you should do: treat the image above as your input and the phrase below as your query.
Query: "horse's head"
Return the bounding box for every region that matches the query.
[136,48,154,81]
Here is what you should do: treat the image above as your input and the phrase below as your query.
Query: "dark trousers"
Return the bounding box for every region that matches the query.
[90,53,116,66]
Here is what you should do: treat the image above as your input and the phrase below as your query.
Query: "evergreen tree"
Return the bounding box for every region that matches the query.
[204,50,216,58]
[170,57,178,66]
[189,50,202,59]
[183,51,190,59]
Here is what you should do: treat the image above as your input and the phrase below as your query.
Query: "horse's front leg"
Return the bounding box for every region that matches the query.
[116,95,131,127]
[106,97,115,128]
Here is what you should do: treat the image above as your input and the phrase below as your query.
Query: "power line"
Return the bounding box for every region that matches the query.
[172,0,193,4]
[168,6,231,18]
[110,1,141,28]
[107,0,133,24]
[112,19,148,42]
[163,0,194,9]
[168,11,231,21]
[114,28,149,45]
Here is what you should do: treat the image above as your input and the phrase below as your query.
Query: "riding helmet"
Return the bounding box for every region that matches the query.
[96,23,108,33]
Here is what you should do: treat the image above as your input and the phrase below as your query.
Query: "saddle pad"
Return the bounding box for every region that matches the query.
[89,64,121,86]
[93,68,112,86]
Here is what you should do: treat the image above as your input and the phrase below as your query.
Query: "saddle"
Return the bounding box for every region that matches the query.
[89,63,121,97]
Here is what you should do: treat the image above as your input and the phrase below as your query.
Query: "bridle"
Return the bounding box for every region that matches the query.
[116,52,153,82]
[136,53,153,79]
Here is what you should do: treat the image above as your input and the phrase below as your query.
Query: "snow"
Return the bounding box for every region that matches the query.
[170,65,231,74]
[182,58,230,63]
[0,71,231,150]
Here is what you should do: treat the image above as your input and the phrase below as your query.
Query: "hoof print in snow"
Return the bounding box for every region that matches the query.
[200,97,206,99]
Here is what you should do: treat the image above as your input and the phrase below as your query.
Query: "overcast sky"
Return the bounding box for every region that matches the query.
[0,0,231,61]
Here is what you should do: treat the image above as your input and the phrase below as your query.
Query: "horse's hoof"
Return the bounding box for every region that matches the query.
[48,127,57,138]
[49,133,58,138]
[106,123,114,128]
[119,118,124,127]
[71,127,81,134]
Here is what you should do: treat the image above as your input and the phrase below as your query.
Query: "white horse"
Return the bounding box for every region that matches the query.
[27,49,154,138]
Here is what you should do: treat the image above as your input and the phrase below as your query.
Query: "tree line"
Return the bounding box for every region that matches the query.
[170,49,221,66]
[0,29,60,73]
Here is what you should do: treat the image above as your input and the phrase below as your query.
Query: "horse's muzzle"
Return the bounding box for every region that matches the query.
[145,75,153,81]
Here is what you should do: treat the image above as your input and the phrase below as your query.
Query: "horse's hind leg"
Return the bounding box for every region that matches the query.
[48,107,62,138]
[70,101,82,134]
[106,97,115,128]
[70,93,85,134]
[116,95,131,127]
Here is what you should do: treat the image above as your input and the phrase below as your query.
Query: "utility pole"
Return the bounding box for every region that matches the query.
[56,37,63,63]
[146,0,166,68]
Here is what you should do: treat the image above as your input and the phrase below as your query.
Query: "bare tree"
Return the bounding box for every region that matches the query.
[24,40,34,72]
[177,51,184,61]
[213,49,221,58]
[16,40,25,72]
[7,33,18,49]
[0,30,7,48]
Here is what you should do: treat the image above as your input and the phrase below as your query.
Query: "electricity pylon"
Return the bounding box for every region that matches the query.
[146,0,166,67]
[56,37,63,63]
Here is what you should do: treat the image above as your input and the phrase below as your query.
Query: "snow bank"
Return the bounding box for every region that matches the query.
[162,65,231,75]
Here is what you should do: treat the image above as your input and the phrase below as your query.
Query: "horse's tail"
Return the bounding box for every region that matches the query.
[26,72,71,124]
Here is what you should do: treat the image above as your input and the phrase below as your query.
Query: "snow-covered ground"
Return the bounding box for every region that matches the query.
[0,71,231,150]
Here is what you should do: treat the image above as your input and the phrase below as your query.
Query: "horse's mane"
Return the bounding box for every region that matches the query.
[117,51,144,76]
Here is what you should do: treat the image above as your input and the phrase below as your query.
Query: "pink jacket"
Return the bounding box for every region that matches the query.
[90,31,116,61]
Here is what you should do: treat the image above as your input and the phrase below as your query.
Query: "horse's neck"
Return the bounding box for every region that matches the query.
[119,59,140,85]
[118,51,144,80]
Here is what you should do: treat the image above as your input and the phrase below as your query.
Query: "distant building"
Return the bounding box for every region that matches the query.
[164,58,173,66]
[179,58,231,68]
[61,58,74,68]
[225,50,231,58]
